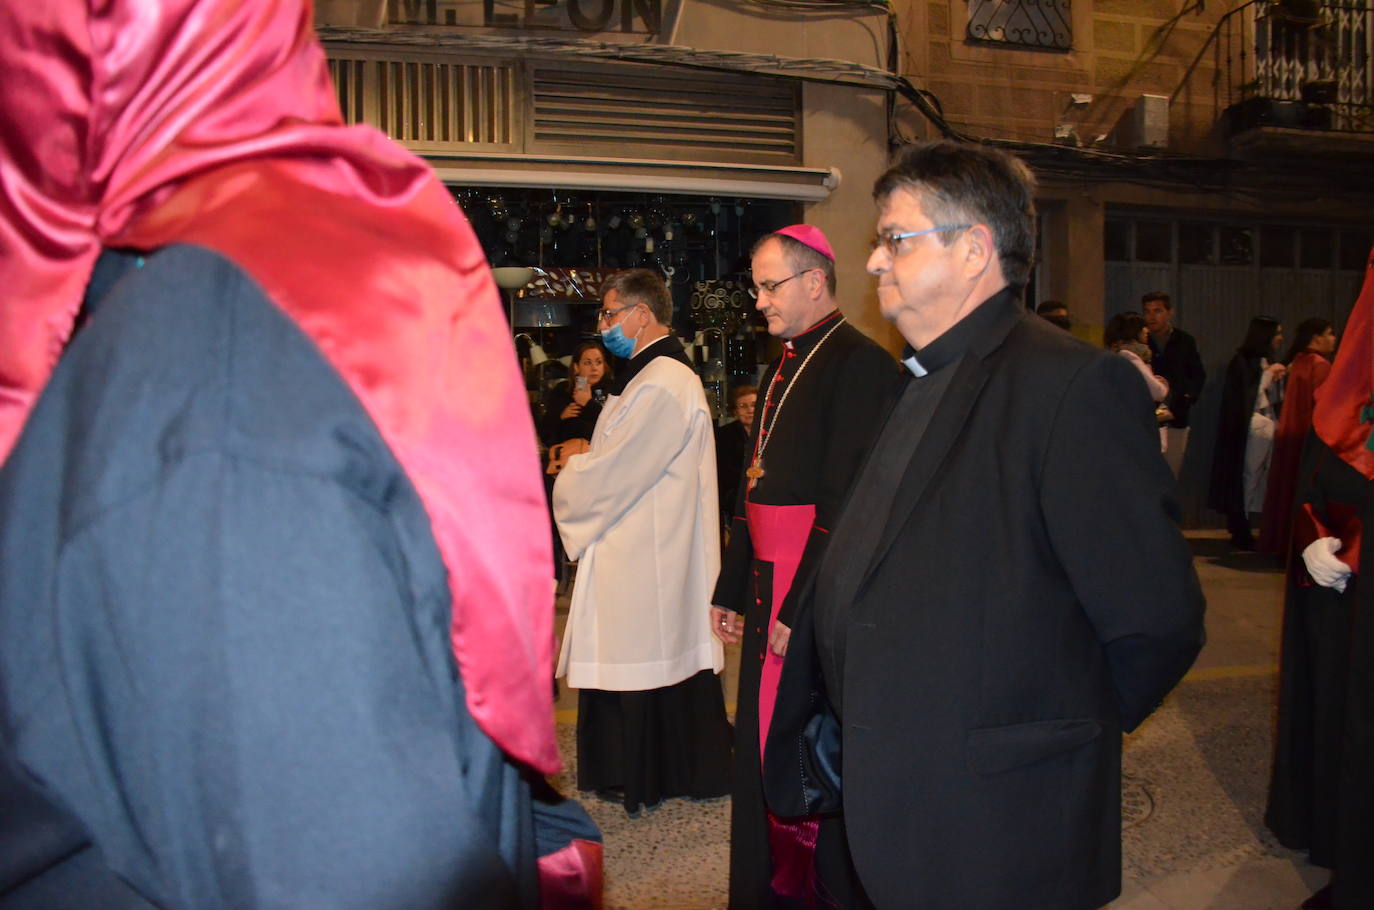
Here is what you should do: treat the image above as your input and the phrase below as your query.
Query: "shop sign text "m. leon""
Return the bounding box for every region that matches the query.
[484,0,662,34]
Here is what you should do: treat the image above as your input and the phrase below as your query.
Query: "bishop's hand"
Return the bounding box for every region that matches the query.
[768,620,791,657]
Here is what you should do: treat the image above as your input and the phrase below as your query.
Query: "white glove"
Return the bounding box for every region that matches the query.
[1302,537,1353,593]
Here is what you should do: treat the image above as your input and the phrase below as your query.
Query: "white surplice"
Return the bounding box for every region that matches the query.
[553,353,723,691]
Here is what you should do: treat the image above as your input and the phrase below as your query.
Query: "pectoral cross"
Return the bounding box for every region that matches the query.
[745,457,765,490]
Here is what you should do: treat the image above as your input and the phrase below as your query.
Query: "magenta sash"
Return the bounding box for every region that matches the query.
[745,500,819,902]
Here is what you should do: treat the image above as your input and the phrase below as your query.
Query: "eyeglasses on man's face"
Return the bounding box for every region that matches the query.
[870,224,972,258]
[748,268,818,299]
[596,302,637,324]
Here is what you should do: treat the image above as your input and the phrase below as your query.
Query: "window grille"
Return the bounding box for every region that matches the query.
[967,0,1072,52]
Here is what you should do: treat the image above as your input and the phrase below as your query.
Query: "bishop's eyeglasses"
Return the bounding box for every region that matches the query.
[747,268,819,299]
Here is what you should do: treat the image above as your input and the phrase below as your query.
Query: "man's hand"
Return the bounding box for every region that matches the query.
[1303,536,1353,593]
[768,621,791,657]
[710,606,741,644]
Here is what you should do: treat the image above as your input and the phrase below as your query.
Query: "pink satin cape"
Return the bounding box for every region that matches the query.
[1313,250,1374,484]
[536,839,605,910]
[0,0,558,773]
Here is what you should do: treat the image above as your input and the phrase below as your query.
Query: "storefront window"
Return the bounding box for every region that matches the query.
[1300,229,1332,269]
[1339,229,1373,271]
[1260,227,1296,269]
[1134,221,1172,263]
[1104,218,1130,261]
[1178,223,1215,265]
[1219,227,1254,266]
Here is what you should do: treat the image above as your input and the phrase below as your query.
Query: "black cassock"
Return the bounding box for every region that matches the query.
[1209,349,1266,542]
[712,310,897,909]
[1266,437,1374,909]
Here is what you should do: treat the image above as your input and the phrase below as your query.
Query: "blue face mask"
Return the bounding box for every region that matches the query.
[601,322,637,359]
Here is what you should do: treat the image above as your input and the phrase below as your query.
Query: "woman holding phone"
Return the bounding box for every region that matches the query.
[542,340,613,473]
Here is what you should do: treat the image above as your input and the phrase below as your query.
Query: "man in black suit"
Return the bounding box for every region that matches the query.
[1143,291,1207,477]
[800,142,1206,909]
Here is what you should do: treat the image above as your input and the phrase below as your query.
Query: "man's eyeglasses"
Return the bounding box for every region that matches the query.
[748,269,818,299]
[596,302,637,323]
[870,225,972,257]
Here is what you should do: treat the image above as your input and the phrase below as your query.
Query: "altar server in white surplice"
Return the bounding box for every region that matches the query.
[553,268,731,815]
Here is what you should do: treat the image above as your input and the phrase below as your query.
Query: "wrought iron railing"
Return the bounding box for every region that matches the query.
[1173,0,1374,133]
[966,0,1072,52]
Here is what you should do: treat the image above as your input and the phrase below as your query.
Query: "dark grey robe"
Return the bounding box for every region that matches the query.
[0,246,579,908]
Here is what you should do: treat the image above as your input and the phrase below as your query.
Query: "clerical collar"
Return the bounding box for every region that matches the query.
[610,333,690,393]
[631,334,672,361]
[782,309,843,357]
[902,286,1023,376]
[902,352,927,377]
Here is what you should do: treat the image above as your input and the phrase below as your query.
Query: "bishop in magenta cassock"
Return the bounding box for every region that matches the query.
[710,226,898,908]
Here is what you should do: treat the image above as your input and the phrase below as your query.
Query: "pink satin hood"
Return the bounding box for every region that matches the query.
[0,0,558,772]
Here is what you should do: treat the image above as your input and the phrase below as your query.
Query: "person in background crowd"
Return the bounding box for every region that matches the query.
[1035,299,1071,331]
[1265,256,1373,910]
[0,1,599,906]
[540,340,612,593]
[714,383,757,531]
[1144,292,1207,477]
[543,340,613,474]
[1259,318,1338,556]
[1211,317,1286,550]
[1104,312,1170,452]
[711,224,896,909]
[553,270,732,817]
[794,140,1203,910]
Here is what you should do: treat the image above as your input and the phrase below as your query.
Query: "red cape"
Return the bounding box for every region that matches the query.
[0,0,557,772]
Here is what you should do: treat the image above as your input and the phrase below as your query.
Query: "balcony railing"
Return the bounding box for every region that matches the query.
[1173,0,1374,134]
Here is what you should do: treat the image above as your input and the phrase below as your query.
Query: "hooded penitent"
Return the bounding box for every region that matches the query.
[0,0,557,774]
[1314,250,1374,483]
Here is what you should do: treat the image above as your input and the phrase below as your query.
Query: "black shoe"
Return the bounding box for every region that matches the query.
[591,786,624,805]
[1300,884,1333,909]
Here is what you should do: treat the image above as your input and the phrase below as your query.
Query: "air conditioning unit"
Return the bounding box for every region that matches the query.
[1132,94,1170,149]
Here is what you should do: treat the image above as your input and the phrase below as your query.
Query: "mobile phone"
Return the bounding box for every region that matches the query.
[574,375,588,391]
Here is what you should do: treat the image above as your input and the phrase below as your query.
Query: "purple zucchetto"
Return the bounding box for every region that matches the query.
[773,224,836,261]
